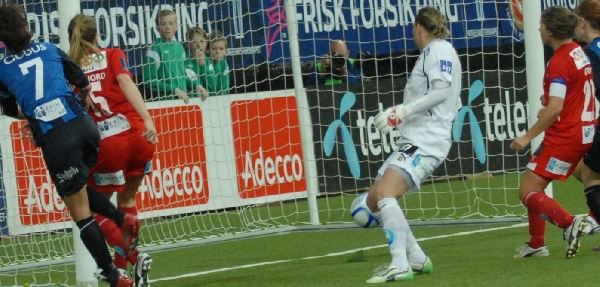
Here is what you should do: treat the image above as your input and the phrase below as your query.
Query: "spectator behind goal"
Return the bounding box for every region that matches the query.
[142,9,192,103]
[205,31,230,96]
[307,39,362,86]
[184,27,210,100]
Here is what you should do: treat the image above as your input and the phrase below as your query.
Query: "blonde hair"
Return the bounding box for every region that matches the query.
[68,14,98,66]
[208,30,227,48]
[156,9,176,26]
[415,7,450,38]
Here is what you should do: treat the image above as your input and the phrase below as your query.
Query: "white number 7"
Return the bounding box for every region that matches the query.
[18,57,44,100]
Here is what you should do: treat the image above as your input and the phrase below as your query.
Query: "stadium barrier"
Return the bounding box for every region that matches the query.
[0,90,309,235]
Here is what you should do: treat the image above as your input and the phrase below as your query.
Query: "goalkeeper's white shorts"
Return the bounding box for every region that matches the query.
[377,143,442,191]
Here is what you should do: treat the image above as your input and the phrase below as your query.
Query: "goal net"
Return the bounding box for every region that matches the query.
[0,0,542,285]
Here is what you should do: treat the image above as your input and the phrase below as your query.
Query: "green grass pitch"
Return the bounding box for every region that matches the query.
[2,175,598,286]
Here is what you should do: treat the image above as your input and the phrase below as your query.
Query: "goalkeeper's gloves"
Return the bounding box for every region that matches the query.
[374,105,409,134]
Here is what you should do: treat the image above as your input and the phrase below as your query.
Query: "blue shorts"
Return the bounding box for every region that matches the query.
[39,114,100,197]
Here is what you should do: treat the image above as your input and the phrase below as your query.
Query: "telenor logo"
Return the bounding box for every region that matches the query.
[452,80,486,164]
[323,92,360,179]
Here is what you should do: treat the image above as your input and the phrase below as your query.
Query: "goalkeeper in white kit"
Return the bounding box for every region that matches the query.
[364,6,462,283]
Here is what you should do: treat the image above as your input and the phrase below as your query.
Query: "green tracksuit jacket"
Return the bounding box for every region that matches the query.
[142,38,190,101]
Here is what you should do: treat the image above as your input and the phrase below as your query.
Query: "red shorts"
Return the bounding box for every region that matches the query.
[527,143,590,181]
[88,131,155,193]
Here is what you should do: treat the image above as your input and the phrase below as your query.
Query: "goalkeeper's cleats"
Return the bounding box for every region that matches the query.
[513,243,549,258]
[410,257,433,274]
[132,252,152,287]
[366,265,414,284]
[564,215,591,259]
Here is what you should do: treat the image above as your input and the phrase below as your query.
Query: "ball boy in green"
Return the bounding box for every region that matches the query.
[206,31,230,96]
[184,27,210,98]
[143,9,197,102]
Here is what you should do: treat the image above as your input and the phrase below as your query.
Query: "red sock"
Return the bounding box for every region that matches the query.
[95,214,128,269]
[118,206,140,265]
[524,192,573,228]
[127,248,140,265]
[527,208,546,249]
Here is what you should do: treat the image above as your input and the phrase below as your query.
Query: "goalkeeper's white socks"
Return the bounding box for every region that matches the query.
[406,225,427,265]
[378,198,410,270]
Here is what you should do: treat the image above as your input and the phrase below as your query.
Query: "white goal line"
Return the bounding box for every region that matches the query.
[150,223,528,283]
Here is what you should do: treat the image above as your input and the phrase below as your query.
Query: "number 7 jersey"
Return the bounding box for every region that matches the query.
[0,42,78,123]
[543,42,596,148]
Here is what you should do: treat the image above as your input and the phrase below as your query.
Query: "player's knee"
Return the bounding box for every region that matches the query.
[518,189,531,204]
[365,191,380,212]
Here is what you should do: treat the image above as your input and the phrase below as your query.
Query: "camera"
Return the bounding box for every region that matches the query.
[330,53,346,70]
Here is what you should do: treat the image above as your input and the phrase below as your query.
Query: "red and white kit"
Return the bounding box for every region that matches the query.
[81,48,155,192]
[528,42,596,180]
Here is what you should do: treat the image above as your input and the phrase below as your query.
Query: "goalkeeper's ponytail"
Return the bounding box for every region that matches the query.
[415,6,450,39]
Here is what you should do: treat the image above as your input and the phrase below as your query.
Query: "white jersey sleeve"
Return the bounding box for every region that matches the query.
[422,43,455,86]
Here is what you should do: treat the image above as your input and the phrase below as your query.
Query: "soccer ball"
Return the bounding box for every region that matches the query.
[350,193,380,228]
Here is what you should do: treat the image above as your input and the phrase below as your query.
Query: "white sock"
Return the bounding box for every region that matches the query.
[378,198,409,270]
[405,224,427,265]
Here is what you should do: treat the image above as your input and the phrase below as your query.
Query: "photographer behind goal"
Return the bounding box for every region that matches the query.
[310,40,362,86]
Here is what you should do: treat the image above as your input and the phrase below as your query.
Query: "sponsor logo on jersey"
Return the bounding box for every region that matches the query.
[440,60,452,73]
[97,114,131,139]
[570,47,591,70]
[34,98,67,122]
[546,157,571,176]
[93,170,126,186]
[56,167,79,185]
[583,125,594,144]
[411,154,422,167]
[81,51,108,73]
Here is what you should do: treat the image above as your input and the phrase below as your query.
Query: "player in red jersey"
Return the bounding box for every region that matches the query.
[68,14,157,286]
[510,7,594,259]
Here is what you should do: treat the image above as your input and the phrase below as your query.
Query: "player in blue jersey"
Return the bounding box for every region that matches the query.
[0,4,134,287]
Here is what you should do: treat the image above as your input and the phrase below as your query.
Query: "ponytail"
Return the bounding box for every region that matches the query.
[415,7,450,39]
[432,24,450,39]
[67,14,98,66]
